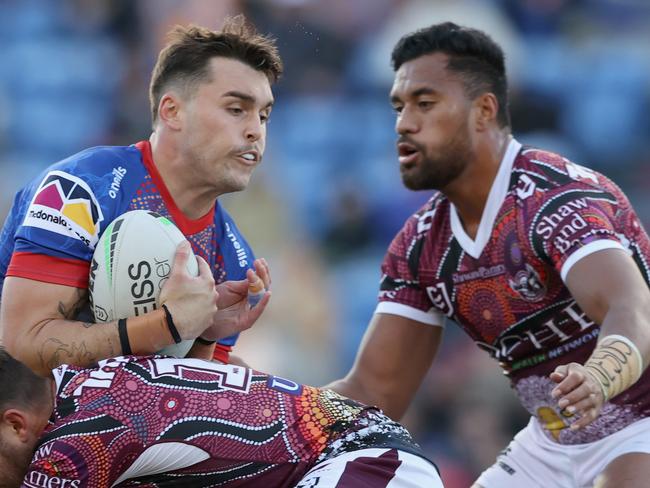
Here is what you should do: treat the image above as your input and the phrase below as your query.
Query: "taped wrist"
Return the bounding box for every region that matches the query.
[121,309,179,355]
[583,334,644,401]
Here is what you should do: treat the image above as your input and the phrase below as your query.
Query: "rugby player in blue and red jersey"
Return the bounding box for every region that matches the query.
[330,23,650,488]
[0,17,277,375]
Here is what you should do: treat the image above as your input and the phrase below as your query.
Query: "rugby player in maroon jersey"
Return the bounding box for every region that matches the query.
[329,22,650,488]
[0,349,442,487]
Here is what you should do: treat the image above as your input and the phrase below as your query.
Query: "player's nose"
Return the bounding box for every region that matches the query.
[395,109,418,135]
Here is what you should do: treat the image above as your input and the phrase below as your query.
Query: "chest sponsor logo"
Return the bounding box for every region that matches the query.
[23,472,80,487]
[24,171,104,247]
[508,263,546,302]
[476,300,596,364]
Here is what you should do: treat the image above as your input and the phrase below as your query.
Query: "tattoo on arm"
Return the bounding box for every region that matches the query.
[38,337,95,371]
[57,288,89,320]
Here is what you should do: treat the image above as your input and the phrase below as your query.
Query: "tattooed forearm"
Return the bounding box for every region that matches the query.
[57,288,89,320]
[35,323,118,371]
[38,337,96,371]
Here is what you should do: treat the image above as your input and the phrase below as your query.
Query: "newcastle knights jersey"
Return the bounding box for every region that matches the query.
[377,138,650,444]
[21,356,421,487]
[0,141,255,360]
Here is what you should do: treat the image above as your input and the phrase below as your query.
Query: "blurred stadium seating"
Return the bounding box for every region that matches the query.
[1,0,649,485]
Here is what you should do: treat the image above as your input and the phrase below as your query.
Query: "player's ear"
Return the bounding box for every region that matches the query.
[473,92,499,132]
[158,92,183,131]
[0,409,30,442]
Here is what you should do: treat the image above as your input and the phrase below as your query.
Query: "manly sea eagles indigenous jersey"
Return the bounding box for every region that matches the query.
[0,141,255,361]
[378,138,650,444]
[21,356,420,487]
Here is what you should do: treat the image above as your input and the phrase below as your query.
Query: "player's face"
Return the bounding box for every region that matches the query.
[181,57,274,194]
[390,52,475,191]
[0,412,46,485]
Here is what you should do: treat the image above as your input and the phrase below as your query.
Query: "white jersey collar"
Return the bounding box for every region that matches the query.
[450,138,522,259]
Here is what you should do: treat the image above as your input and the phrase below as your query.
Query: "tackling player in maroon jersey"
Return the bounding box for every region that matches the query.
[0,349,442,487]
[329,22,650,488]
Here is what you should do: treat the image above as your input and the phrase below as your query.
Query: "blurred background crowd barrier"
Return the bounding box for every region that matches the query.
[1,1,649,485]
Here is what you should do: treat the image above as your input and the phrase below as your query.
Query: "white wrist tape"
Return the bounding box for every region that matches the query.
[584,334,644,401]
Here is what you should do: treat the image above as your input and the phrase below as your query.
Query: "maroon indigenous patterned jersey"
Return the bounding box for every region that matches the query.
[22,356,419,487]
[377,139,650,444]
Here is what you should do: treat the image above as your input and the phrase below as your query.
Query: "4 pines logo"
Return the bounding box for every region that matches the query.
[25,171,104,246]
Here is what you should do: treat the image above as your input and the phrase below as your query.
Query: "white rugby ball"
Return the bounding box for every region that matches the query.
[89,210,198,357]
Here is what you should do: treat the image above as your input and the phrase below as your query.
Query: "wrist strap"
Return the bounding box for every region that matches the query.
[118,318,132,355]
[196,336,217,346]
[162,304,182,344]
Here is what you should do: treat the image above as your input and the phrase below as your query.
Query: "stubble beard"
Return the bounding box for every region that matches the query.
[0,441,34,486]
[401,121,474,192]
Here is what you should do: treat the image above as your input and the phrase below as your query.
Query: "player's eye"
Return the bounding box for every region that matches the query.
[260,112,271,124]
[418,100,435,110]
[228,107,244,116]
[392,105,404,114]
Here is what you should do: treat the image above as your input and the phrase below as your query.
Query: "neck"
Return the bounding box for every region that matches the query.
[444,130,511,239]
[47,377,56,414]
[149,132,219,220]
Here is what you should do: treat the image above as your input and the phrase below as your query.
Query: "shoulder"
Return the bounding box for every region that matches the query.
[393,192,447,246]
[24,144,144,200]
[50,144,143,175]
[510,147,626,218]
[514,146,620,195]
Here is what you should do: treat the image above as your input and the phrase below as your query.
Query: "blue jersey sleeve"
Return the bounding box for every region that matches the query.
[215,207,257,348]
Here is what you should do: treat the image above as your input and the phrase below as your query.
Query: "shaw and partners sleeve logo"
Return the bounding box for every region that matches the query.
[25,171,104,247]
[24,471,81,487]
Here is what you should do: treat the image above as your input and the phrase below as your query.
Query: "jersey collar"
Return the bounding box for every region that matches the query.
[450,137,522,259]
[135,140,215,235]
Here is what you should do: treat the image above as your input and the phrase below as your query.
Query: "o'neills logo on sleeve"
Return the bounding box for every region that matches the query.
[23,471,81,487]
[24,171,104,247]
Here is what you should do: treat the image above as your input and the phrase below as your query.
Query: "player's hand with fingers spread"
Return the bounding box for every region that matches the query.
[550,362,605,431]
[159,241,220,340]
[200,260,271,342]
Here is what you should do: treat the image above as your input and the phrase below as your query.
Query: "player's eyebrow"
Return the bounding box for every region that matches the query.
[391,86,439,104]
[222,90,274,109]
[410,87,438,98]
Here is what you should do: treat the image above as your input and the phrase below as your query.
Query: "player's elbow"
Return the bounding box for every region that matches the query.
[335,371,409,420]
[1,320,49,376]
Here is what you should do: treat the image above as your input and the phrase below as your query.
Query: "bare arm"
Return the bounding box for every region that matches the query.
[327,313,443,420]
[1,277,120,376]
[550,248,650,428]
[1,244,222,376]
[564,249,650,364]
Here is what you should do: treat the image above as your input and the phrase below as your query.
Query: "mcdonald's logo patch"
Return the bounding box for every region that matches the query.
[24,171,104,246]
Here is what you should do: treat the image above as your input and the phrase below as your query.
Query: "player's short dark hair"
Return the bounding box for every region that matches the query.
[149,15,283,125]
[0,348,49,413]
[391,22,510,128]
